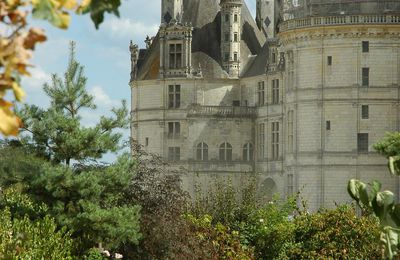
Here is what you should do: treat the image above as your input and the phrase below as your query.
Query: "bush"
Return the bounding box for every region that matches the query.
[0,207,74,259]
[285,205,382,259]
[185,214,255,259]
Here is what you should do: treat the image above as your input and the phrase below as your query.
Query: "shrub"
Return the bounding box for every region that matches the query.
[285,205,382,259]
[0,207,74,259]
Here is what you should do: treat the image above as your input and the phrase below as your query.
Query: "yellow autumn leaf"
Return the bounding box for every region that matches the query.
[0,99,21,136]
[76,0,90,13]
[12,82,25,102]
[50,0,77,10]
[58,10,71,29]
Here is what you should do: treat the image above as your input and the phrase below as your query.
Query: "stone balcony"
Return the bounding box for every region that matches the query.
[187,104,257,118]
[280,14,400,32]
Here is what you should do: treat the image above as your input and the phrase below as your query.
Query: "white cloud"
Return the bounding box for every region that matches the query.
[103,17,159,39]
[89,85,119,109]
[23,66,51,90]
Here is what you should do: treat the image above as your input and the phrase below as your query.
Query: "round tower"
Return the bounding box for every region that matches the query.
[277,0,400,210]
[220,0,243,78]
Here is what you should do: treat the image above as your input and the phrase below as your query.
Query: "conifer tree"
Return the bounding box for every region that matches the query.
[19,41,128,166]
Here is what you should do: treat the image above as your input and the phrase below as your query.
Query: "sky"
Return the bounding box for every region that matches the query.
[21,0,257,162]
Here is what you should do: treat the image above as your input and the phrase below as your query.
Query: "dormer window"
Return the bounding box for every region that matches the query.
[271,51,277,63]
[169,43,182,69]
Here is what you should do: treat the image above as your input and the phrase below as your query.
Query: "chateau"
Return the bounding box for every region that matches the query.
[130,0,400,210]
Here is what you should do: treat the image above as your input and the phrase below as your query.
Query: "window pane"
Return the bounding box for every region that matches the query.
[362,68,369,86]
[357,133,368,152]
[362,41,369,53]
[362,105,369,119]
[204,147,208,161]
[169,94,174,108]
[176,44,182,52]
[176,93,180,108]
[219,147,225,160]
[176,53,182,68]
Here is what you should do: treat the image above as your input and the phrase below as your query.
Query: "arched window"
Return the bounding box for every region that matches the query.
[243,143,253,161]
[196,142,208,161]
[219,142,232,161]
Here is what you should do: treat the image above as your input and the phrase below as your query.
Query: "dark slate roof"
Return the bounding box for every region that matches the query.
[136,0,266,80]
[242,42,268,77]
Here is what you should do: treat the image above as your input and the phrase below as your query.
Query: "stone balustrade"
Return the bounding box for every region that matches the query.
[187,105,257,118]
[280,14,400,32]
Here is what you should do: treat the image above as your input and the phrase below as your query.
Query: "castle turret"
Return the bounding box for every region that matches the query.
[161,0,183,23]
[220,0,242,78]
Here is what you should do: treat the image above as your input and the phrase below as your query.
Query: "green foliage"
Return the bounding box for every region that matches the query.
[191,178,259,226]
[18,41,128,166]
[0,203,73,259]
[284,206,381,259]
[348,132,400,259]
[85,0,121,29]
[241,198,296,259]
[185,214,254,260]
[375,132,400,176]
[348,179,400,258]
[0,149,141,255]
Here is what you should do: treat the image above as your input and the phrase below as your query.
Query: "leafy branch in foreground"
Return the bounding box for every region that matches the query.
[348,132,400,259]
[0,0,121,136]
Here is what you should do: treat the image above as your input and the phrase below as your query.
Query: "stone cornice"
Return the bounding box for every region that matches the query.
[279,14,400,44]
[279,24,400,44]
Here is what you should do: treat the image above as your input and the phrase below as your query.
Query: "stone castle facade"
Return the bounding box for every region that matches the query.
[130,0,400,210]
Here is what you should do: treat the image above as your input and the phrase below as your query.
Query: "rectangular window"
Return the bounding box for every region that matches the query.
[168,85,181,108]
[224,53,229,62]
[169,44,182,69]
[232,100,240,106]
[257,81,265,106]
[234,33,238,42]
[168,122,180,138]
[234,14,238,22]
[326,120,331,130]
[287,174,294,196]
[224,33,229,42]
[145,137,149,146]
[259,123,265,159]
[272,79,280,104]
[288,110,294,153]
[271,52,276,64]
[362,68,369,87]
[362,41,369,53]
[272,122,280,160]
[168,147,180,161]
[357,133,368,153]
[361,105,369,119]
[233,52,238,61]
[327,56,332,66]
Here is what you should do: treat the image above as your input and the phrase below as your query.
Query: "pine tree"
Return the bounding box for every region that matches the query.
[19,41,128,166]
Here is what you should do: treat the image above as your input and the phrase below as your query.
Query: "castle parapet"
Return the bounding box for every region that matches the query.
[280,14,400,32]
[187,105,257,118]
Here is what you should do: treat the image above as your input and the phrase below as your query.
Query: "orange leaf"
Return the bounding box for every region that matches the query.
[24,28,47,50]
